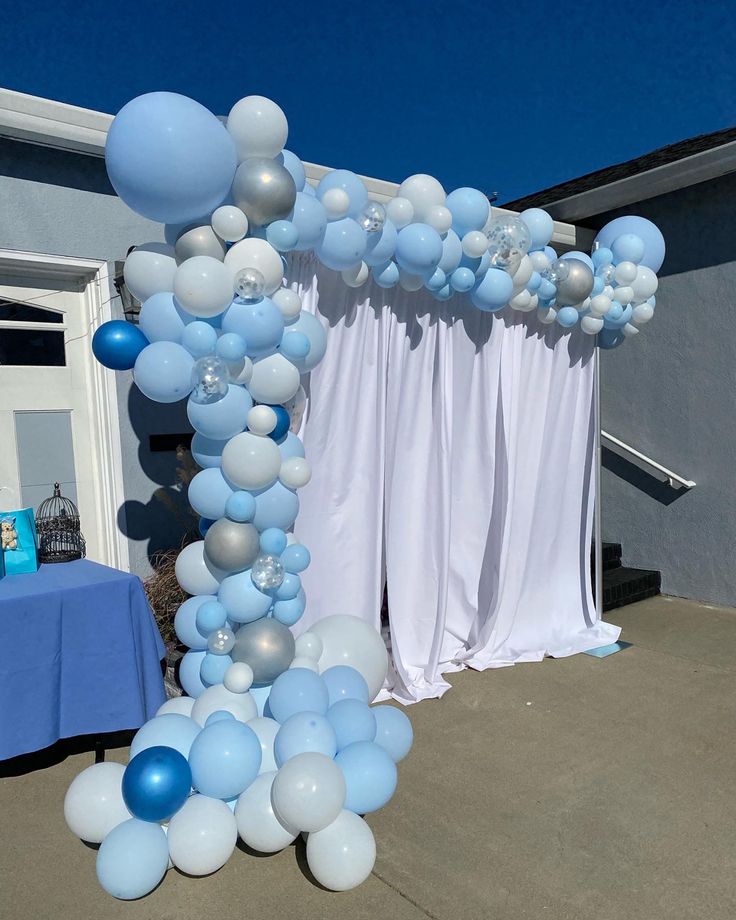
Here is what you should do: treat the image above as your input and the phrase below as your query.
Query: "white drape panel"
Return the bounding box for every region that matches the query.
[287,254,620,703]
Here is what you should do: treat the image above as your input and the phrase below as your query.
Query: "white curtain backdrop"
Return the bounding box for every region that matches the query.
[287,254,620,703]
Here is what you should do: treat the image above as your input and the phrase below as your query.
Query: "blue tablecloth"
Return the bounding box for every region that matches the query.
[0,560,166,760]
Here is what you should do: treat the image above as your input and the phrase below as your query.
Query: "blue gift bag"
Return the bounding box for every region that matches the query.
[0,508,39,575]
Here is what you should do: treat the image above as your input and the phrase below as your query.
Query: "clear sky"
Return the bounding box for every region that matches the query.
[1,0,734,202]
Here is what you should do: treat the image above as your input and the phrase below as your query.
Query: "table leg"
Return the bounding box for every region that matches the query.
[94,737,105,764]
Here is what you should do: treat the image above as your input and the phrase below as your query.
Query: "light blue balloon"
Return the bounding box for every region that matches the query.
[425,267,447,292]
[268,668,329,723]
[278,432,305,461]
[372,705,413,762]
[205,710,236,727]
[449,266,476,292]
[280,330,310,360]
[591,276,605,297]
[129,713,201,760]
[606,301,624,322]
[174,595,215,649]
[335,740,397,814]
[438,229,463,274]
[178,649,208,698]
[215,332,247,363]
[138,292,187,343]
[188,467,234,520]
[272,589,306,626]
[277,150,306,191]
[395,223,443,276]
[446,187,490,235]
[222,298,284,358]
[556,306,580,328]
[260,528,287,555]
[249,683,273,716]
[327,699,377,751]
[544,245,558,261]
[267,220,299,252]
[520,208,554,251]
[274,711,337,766]
[280,543,310,573]
[96,818,169,900]
[364,219,398,267]
[196,599,228,634]
[225,490,256,523]
[180,321,218,358]
[188,719,262,799]
[591,247,613,268]
[470,267,513,312]
[274,572,301,600]
[133,342,194,404]
[280,311,326,373]
[191,432,228,469]
[321,666,370,706]
[200,652,233,685]
[218,571,273,623]
[317,218,367,271]
[316,169,368,218]
[594,216,665,272]
[105,92,236,225]
[603,302,633,329]
[611,233,645,264]
[433,283,454,302]
[538,278,557,301]
[253,481,300,531]
[560,250,594,272]
[187,384,252,440]
[290,192,327,251]
[372,260,400,288]
[527,271,542,293]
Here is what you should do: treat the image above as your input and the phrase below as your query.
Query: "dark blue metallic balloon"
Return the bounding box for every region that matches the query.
[267,405,291,442]
[198,516,215,537]
[92,320,149,370]
[122,745,192,822]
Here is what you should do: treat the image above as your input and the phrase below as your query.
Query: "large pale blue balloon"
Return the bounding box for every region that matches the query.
[446,187,490,236]
[138,292,186,344]
[395,223,443,276]
[268,668,330,723]
[290,193,327,251]
[327,699,376,751]
[133,342,194,403]
[520,208,555,251]
[96,818,169,899]
[281,311,326,373]
[593,216,665,272]
[317,219,367,271]
[181,321,218,357]
[106,92,236,224]
[335,740,397,814]
[274,712,337,766]
[470,268,513,312]
[187,384,252,440]
[437,229,463,274]
[278,433,306,461]
[222,298,284,357]
[363,220,398,267]
[316,169,368,218]
[560,250,594,272]
[371,705,413,762]
[253,481,299,531]
[272,589,306,626]
[178,650,208,698]
[188,467,234,520]
[191,433,228,469]
[188,720,262,799]
[321,666,370,706]
[218,571,273,623]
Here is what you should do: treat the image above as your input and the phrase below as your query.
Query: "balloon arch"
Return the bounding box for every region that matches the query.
[66,92,665,898]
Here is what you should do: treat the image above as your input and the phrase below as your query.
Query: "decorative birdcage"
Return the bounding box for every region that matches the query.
[35,482,86,563]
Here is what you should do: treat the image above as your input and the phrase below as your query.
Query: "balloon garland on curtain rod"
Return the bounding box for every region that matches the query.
[71,91,665,900]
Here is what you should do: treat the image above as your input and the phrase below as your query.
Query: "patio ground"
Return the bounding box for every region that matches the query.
[2,594,736,920]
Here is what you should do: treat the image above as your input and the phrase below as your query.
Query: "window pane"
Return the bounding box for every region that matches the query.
[0,299,64,324]
[0,329,66,366]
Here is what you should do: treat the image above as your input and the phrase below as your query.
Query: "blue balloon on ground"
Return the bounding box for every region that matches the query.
[200,652,233,685]
[335,741,397,814]
[222,298,284,357]
[290,192,327,251]
[105,92,236,224]
[471,268,513,312]
[274,711,337,766]
[284,310,327,373]
[96,818,169,900]
[395,223,443,276]
[225,490,256,523]
[122,746,192,822]
[175,595,216,649]
[268,405,291,442]
[188,719,262,800]
[316,169,368,218]
[364,220,398,267]
[191,432,228,469]
[253,481,299,531]
[188,467,234,521]
[593,216,665,272]
[317,218,367,271]
[372,705,414,762]
[130,714,201,760]
[327,699,377,751]
[187,384,252,440]
[272,589,306,626]
[520,208,554,251]
[138,292,187,344]
[321,666,370,706]
[178,650,208,698]
[268,668,329,722]
[196,599,228,634]
[216,333,247,363]
[278,432,305,460]
[280,543,310,573]
[446,187,490,235]
[92,320,149,370]
[218,571,273,623]
[260,528,288,555]
[267,220,299,252]
[181,321,218,357]
[280,331,310,360]
[133,342,194,403]
[277,149,306,191]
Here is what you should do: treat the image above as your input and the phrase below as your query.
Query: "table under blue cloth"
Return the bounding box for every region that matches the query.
[0,559,166,760]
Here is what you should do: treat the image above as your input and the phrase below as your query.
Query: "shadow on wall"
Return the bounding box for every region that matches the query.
[117,383,197,563]
[0,137,116,195]
[602,446,691,507]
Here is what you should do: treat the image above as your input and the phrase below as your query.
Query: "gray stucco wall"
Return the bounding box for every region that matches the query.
[590,173,736,606]
[0,138,193,577]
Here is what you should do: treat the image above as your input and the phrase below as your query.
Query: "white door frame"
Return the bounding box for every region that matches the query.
[0,248,130,571]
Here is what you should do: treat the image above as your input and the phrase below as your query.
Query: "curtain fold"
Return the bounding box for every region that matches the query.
[287,254,620,703]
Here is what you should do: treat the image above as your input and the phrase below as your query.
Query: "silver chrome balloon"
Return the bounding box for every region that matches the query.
[232,157,297,227]
[232,618,296,684]
[555,258,595,306]
[190,355,230,404]
[203,518,260,573]
[175,225,227,264]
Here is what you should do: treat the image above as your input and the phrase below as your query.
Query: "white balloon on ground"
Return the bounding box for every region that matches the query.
[191,683,258,726]
[173,256,234,317]
[311,614,389,701]
[247,717,280,773]
[96,819,168,900]
[221,431,282,490]
[167,795,238,876]
[212,205,248,242]
[64,762,131,843]
[306,810,376,891]
[175,541,226,595]
[271,752,346,832]
[247,353,301,404]
[224,238,284,295]
[235,772,297,853]
[397,174,446,221]
[227,96,288,161]
[123,243,177,302]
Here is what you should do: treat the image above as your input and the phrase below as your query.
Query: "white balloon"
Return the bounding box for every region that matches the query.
[538,306,557,324]
[129,714,201,760]
[221,431,282,490]
[289,655,319,672]
[224,238,284,295]
[212,206,248,243]
[322,188,350,220]
[306,810,376,891]
[510,254,534,292]
[271,752,346,833]
[589,295,612,317]
[123,243,177,303]
[385,197,414,229]
[167,795,237,876]
[64,763,131,843]
[311,614,388,701]
[341,262,369,288]
[631,266,658,301]
[191,683,258,727]
[461,230,488,258]
[224,661,254,694]
[398,174,446,221]
[247,405,277,436]
[580,315,604,334]
[173,256,234,317]
[613,285,634,305]
[246,717,280,773]
[614,260,638,284]
[602,284,615,299]
[235,772,297,852]
[175,541,225,595]
[279,457,311,489]
[424,205,453,235]
[227,95,288,161]
[156,696,195,718]
[230,355,254,385]
[398,270,425,292]
[632,303,654,325]
[294,631,323,660]
[622,322,639,337]
[509,290,533,311]
[529,250,550,272]
[247,353,301,404]
[272,288,302,322]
